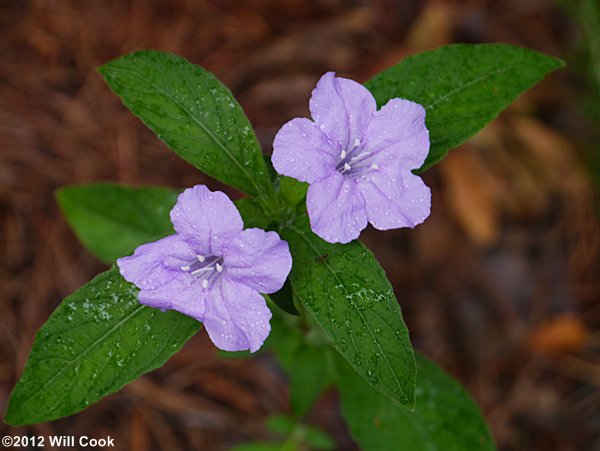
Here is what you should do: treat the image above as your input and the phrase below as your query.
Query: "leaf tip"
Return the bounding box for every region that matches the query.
[4,398,27,427]
[552,56,567,70]
[54,185,69,207]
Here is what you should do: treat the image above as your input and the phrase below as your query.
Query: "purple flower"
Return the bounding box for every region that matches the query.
[272,72,431,244]
[117,185,292,353]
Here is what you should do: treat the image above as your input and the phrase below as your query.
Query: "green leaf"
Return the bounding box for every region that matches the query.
[270,308,303,372]
[98,50,272,197]
[271,308,333,416]
[269,279,300,316]
[289,344,333,417]
[365,44,564,170]
[278,176,308,206]
[236,197,272,229]
[57,183,177,263]
[303,425,335,450]
[5,267,200,425]
[263,415,335,450]
[337,353,496,451]
[266,414,297,435]
[270,296,332,417]
[280,217,415,407]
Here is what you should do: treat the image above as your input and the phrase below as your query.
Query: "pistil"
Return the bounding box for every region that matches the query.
[180,254,225,289]
[335,137,378,177]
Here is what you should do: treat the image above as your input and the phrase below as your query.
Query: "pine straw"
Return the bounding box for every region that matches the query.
[1,1,599,449]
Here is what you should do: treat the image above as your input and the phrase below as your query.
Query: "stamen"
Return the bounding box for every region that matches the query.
[371,163,379,169]
[353,138,361,148]
[349,152,370,163]
[343,163,351,172]
[191,267,211,276]
[201,279,209,289]
[180,265,190,271]
[216,263,223,273]
[340,150,347,159]
[196,255,205,262]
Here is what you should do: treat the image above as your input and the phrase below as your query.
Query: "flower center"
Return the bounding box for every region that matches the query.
[335,138,379,178]
[180,254,224,289]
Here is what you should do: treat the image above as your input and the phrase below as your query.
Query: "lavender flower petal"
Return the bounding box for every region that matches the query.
[117,234,197,290]
[272,118,337,183]
[170,185,243,255]
[358,168,431,230]
[138,272,207,320]
[307,172,367,244]
[309,72,376,150]
[366,98,430,169]
[224,228,292,294]
[203,278,272,353]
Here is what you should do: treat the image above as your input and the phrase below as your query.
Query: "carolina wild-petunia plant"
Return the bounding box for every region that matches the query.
[5,44,564,450]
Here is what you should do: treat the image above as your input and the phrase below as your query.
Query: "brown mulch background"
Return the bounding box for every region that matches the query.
[2,1,600,450]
